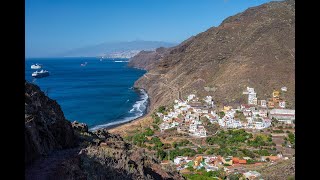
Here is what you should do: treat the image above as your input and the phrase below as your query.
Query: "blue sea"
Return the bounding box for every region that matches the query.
[25,57,147,130]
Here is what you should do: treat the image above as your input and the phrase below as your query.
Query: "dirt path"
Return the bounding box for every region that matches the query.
[25,148,80,180]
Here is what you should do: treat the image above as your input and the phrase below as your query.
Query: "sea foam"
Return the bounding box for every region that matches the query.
[89,89,148,131]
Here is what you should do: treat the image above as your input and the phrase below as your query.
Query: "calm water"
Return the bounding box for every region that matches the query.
[25,57,147,130]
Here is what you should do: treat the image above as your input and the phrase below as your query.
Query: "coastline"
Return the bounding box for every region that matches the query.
[103,111,149,131]
[90,88,151,132]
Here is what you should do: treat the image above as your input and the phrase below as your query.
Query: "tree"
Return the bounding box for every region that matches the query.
[144,128,154,136]
[218,111,225,118]
[158,106,166,113]
[157,149,167,160]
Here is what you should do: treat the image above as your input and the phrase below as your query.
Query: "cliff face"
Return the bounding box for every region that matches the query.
[132,0,295,111]
[25,81,183,180]
[25,81,76,165]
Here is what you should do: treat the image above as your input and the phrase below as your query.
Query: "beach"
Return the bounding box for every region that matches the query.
[108,113,153,136]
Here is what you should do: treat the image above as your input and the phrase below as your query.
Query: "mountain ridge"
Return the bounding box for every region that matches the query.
[59,40,177,57]
[129,0,295,112]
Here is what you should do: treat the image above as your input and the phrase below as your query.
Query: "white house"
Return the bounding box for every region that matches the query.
[189,124,197,132]
[194,126,207,137]
[243,109,252,117]
[248,92,257,105]
[281,87,287,92]
[204,96,213,105]
[187,94,196,102]
[259,108,268,117]
[260,100,267,107]
[247,87,255,94]
[279,100,286,108]
[160,123,170,131]
[269,109,295,123]
[174,156,186,165]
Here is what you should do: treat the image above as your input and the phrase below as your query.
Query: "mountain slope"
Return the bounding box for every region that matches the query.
[132,0,295,111]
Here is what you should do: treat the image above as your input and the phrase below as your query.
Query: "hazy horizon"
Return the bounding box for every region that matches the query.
[26,0,273,57]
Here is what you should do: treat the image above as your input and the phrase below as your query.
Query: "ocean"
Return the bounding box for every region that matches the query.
[25,57,148,130]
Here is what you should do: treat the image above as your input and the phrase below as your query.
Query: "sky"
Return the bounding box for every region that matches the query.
[26,0,274,57]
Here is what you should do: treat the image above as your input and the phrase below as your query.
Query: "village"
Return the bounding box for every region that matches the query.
[124,86,295,179]
[158,86,295,138]
[153,86,295,179]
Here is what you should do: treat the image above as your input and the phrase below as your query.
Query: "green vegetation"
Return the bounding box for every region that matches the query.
[235,111,247,122]
[206,129,252,146]
[183,168,226,180]
[218,111,225,118]
[254,149,270,156]
[248,135,274,148]
[152,124,159,131]
[158,106,166,113]
[144,128,154,136]
[197,147,207,154]
[165,148,197,160]
[206,130,274,157]
[288,132,295,144]
[228,173,244,180]
[132,133,147,146]
[173,139,192,148]
[153,115,161,124]
[273,129,284,133]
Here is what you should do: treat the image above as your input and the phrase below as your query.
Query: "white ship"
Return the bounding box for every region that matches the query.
[80,62,88,66]
[31,64,42,69]
[32,70,49,78]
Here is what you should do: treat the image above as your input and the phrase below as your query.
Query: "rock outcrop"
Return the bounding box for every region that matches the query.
[25,81,184,179]
[25,81,76,166]
[76,129,184,180]
[130,0,295,111]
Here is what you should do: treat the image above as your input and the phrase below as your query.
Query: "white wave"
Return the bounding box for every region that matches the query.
[89,89,148,131]
[114,60,129,62]
[128,89,148,114]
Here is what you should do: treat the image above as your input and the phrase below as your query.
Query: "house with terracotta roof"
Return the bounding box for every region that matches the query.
[239,159,247,164]
[232,157,240,164]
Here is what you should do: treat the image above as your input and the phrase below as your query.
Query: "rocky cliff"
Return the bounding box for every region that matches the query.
[25,81,183,180]
[131,0,295,111]
[25,81,76,165]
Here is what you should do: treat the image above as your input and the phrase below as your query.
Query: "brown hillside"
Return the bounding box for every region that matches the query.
[132,0,295,112]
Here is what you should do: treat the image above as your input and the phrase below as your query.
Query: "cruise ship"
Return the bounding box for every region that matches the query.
[31,64,42,69]
[32,70,49,78]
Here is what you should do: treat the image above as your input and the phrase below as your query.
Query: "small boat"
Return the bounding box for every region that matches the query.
[80,62,88,66]
[31,64,42,69]
[32,70,49,78]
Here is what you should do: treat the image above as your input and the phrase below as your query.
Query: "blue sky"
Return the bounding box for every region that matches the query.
[26,0,274,57]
